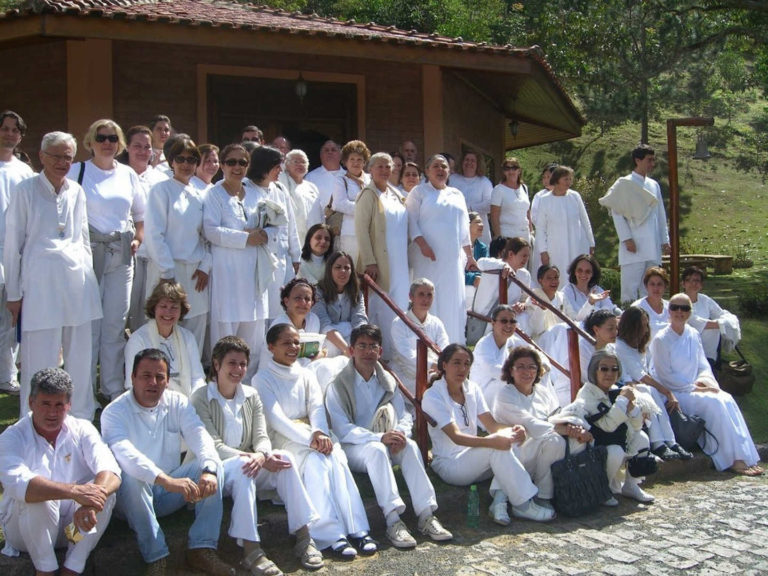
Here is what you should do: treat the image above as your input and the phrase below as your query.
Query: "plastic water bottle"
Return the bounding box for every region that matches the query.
[467,484,480,528]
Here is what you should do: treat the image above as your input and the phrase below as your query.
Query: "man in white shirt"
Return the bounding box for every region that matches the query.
[305,140,343,226]
[0,110,34,395]
[0,368,121,576]
[101,349,234,576]
[326,324,452,549]
[4,131,102,420]
[609,145,671,303]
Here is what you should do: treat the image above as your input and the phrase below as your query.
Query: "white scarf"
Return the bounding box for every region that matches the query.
[147,319,191,397]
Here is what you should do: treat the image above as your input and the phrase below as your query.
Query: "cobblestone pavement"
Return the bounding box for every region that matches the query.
[3,469,767,575]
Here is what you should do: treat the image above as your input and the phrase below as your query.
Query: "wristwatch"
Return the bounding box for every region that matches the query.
[201,464,218,476]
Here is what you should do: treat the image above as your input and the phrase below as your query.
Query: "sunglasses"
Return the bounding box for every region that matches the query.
[669,304,692,312]
[495,318,517,325]
[223,159,249,167]
[503,166,521,171]
[174,156,199,165]
[94,134,119,143]
[598,366,620,373]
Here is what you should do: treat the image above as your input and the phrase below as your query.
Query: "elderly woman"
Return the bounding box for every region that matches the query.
[191,336,322,575]
[493,347,593,518]
[398,161,422,195]
[68,119,145,402]
[355,152,409,360]
[632,266,670,339]
[450,150,493,245]
[407,154,478,343]
[255,323,376,558]
[564,254,621,316]
[204,143,270,378]
[149,114,172,168]
[279,149,319,243]
[143,136,210,352]
[124,281,205,397]
[191,143,219,191]
[490,158,530,242]
[650,293,762,476]
[561,349,655,504]
[422,344,555,524]
[534,166,594,285]
[247,146,301,321]
[331,140,371,262]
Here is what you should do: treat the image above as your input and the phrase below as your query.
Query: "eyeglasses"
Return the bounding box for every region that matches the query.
[669,304,692,312]
[42,151,74,164]
[174,156,199,165]
[495,318,517,325]
[94,134,119,143]
[513,364,538,372]
[354,343,381,352]
[598,366,620,373]
[459,404,469,427]
[223,159,249,167]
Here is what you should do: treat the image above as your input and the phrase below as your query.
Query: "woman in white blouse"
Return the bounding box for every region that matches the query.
[421,344,555,525]
[563,254,620,317]
[191,143,219,191]
[631,266,670,340]
[331,140,371,262]
[69,119,145,402]
[143,136,210,353]
[297,224,334,285]
[490,157,530,242]
[450,150,493,245]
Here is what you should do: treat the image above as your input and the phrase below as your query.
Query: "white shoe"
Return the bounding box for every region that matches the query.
[418,515,452,541]
[621,480,655,503]
[386,520,417,549]
[511,499,556,522]
[0,380,19,395]
[489,502,511,526]
[602,496,619,507]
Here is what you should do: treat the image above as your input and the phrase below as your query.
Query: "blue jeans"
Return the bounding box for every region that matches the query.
[116,460,223,563]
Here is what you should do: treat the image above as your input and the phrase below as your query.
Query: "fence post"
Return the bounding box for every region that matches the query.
[567,328,581,401]
[498,273,508,305]
[415,338,429,463]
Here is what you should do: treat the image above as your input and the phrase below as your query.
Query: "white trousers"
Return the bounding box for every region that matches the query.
[431,446,538,506]
[605,430,650,493]
[516,434,567,499]
[2,493,115,573]
[637,384,676,445]
[211,320,264,382]
[343,438,437,518]
[339,235,359,265]
[21,322,95,420]
[620,260,657,304]
[93,248,133,400]
[0,284,18,384]
[266,253,295,321]
[222,451,318,542]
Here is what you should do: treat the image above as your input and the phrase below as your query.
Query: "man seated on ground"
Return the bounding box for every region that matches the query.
[0,368,121,576]
[101,349,235,576]
[325,324,452,549]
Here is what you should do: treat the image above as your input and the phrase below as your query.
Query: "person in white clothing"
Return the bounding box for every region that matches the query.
[124,282,205,397]
[529,163,557,275]
[407,154,478,343]
[451,150,494,246]
[143,136,211,352]
[534,166,594,286]
[279,149,319,243]
[191,144,220,191]
[390,279,450,406]
[490,157,530,242]
[101,348,236,576]
[0,368,121,576]
[631,266,670,340]
[326,325,452,548]
[305,140,343,229]
[149,115,172,168]
[563,254,621,317]
[606,145,670,303]
[331,140,370,261]
[650,293,762,476]
[68,119,145,402]
[254,324,376,559]
[422,344,555,524]
[5,131,102,419]
[192,336,323,575]
[297,223,334,285]
[0,110,34,395]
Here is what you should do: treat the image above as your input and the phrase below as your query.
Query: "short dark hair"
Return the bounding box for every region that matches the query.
[163,133,190,163]
[150,114,172,131]
[280,277,316,310]
[0,110,27,135]
[30,368,72,400]
[131,348,170,378]
[489,236,508,258]
[584,309,617,337]
[247,145,283,182]
[436,344,474,373]
[503,236,530,258]
[491,304,516,321]
[643,266,669,287]
[350,324,382,346]
[632,144,655,162]
[211,336,250,373]
[549,165,574,186]
[682,265,706,283]
[166,136,199,167]
[568,254,601,288]
[537,263,560,282]
[618,306,651,353]
[501,347,542,385]
[266,323,297,345]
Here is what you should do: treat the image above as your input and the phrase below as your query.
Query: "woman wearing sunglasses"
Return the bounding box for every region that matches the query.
[649,293,762,476]
[69,119,145,402]
[204,144,271,379]
[143,136,210,354]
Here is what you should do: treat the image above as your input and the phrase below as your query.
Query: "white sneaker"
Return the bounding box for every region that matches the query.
[418,515,452,541]
[602,496,619,507]
[386,520,417,549]
[489,502,511,526]
[621,480,655,503]
[511,499,556,522]
[0,380,19,395]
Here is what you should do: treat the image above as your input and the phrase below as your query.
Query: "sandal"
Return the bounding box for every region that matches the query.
[295,538,324,570]
[241,549,283,576]
[330,538,357,560]
[349,534,378,556]
[730,464,761,477]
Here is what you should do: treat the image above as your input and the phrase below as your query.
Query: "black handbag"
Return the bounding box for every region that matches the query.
[551,439,613,517]
[669,409,705,452]
[626,448,659,477]
[585,400,628,450]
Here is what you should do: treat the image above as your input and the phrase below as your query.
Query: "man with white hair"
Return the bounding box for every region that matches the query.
[0,368,121,576]
[4,131,102,419]
[0,110,34,395]
[279,149,320,241]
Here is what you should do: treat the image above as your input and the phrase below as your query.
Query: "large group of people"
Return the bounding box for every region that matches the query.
[0,110,761,576]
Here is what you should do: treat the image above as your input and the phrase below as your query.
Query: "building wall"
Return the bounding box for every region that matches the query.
[0,41,68,168]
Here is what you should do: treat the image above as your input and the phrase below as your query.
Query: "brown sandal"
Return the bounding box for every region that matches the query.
[242,549,283,576]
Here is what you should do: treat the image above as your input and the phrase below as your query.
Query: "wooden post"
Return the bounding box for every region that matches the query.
[415,339,429,463]
[498,273,507,305]
[567,328,581,401]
